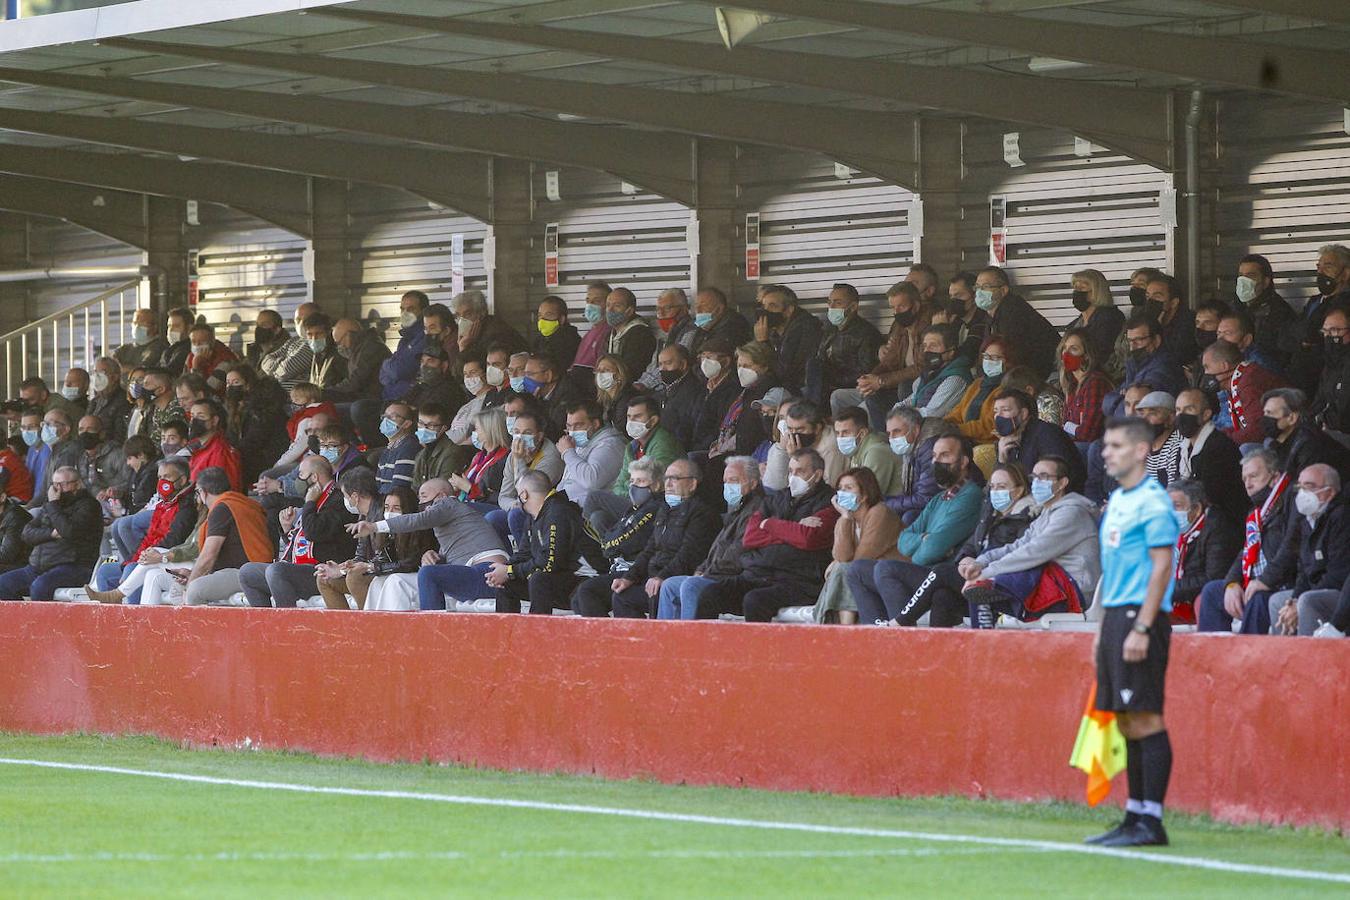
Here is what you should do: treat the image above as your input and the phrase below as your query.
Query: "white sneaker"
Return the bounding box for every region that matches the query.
[1312,622,1346,639]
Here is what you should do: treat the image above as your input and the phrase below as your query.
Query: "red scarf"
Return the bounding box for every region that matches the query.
[1241,473,1289,586]
[462,446,508,501]
[1228,361,1252,431]
[1175,510,1205,581]
[288,480,336,565]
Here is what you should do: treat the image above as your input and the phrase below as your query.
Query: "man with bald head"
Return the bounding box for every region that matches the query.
[324,317,392,402]
[1255,464,1350,636]
[75,413,131,499]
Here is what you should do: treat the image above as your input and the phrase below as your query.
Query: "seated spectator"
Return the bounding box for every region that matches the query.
[325,317,390,403]
[374,402,419,495]
[959,455,1099,628]
[657,455,766,619]
[139,368,183,446]
[1057,329,1113,445]
[1191,298,1227,370]
[1063,268,1125,375]
[1166,478,1242,624]
[934,268,991,367]
[755,284,822,395]
[527,354,582,442]
[244,308,284,370]
[636,289,696,391]
[87,457,196,605]
[1085,383,1151,505]
[241,454,356,608]
[1145,272,1198,368]
[454,288,527,358]
[0,466,102,601]
[449,352,492,445]
[1261,387,1350,481]
[703,341,776,462]
[120,435,161,516]
[809,282,884,407]
[882,404,942,524]
[169,467,280,606]
[1234,253,1296,366]
[20,375,80,421]
[75,415,131,500]
[317,480,432,610]
[1175,388,1247,526]
[833,406,903,496]
[975,266,1060,379]
[555,400,625,508]
[584,395,683,534]
[109,429,181,561]
[478,345,513,408]
[654,344,701,449]
[174,372,210,415]
[1199,339,1285,446]
[421,303,460,364]
[484,470,584,615]
[301,312,347,391]
[1246,464,1349,635]
[185,322,238,387]
[273,386,333,473]
[492,409,564,543]
[223,364,289,489]
[1103,315,1184,416]
[593,353,642,433]
[401,344,466,426]
[846,435,985,625]
[1217,307,1281,373]
[531,295,582,372]
[157,306,193,377]
[603,287,658,382]
[994,390,1086,493]
[902,323,972,418]
[30,409,82,510]
[20,407,47,485]
[187,398,242,492]
[372,291,429,406]
[762,399,845,493]
[812,466,902,625]
[87,356,132,442]
[569,280,614,385]
[831,281,927,428]
[577,455,663,578]
[945,337,1012,444]
[452,408,510,512]
[0,471,31,574]
[1135,391,1184,488]
[258,306,315,390]
[1310,306,1350,436]
[574,458,720,618]
[748,387,789,465]
[60,367,90,415]
[0,427,32,504]
[114,307,168,370]
[688,285,752,359]
[689,338,740,450]
[411,402,466,490]
[698,448,838,621]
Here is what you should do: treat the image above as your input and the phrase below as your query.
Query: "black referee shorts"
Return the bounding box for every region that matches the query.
[1095,605,1171,714]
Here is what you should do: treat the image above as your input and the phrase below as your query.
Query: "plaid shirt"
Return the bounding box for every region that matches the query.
[1064,370,1111,443]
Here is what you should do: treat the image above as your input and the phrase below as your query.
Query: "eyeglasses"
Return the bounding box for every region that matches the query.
[666,474,696,482]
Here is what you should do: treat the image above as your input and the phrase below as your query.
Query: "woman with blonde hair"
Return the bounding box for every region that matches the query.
[1064,268,1125,380]
[451,407,510,512]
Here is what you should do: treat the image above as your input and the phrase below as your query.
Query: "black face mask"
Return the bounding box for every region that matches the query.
[947,298,968,319]
[923,351,945,371]
[420,366,444,384]
[307,434,321,455]
[1316,273,1337,296]
[1130,347,1152,365]
[1250,485,1272,508]
[1128,286,1148,307]
[893,308,917,329]
[1198,373,1222,395]
[1175,413,1202,440]
[1151,421,1169,439]
[1260,415,1282,440]
[659,369,684,386]
[932,461,960,489]
[993,415,1018,437]
[1144,299,1165,321]
[629,485,652,507]
[254,325,276,345]
[1325,335,1347,357]
[78,432,101,451]
[1071,290,1091,312]
[1195,328,1219,350]
[226,385,247,402]
[761,310,786,328]
[188,419,209,440]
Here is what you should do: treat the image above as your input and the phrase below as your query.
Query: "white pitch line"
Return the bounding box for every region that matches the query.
[1,758,1347,885]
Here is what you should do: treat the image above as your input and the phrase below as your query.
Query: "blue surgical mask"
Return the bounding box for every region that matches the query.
[694,312,713,328]
[505,415,517,434]
[723,482,743,509]
[41,424,59,446]
[836,434,858,456]
[1031,479,1055,505]
[416,427,437,445]
[584,303,603,324]
[836,490,859,511]
[889,435,911,456]
[827,308,846,326]
[320,447,340,464]
[378,417,398,439]
[521,376,541,394]
[470,432,483,450]
[133,325,150,345]
[1174,508,1192,529]
[605,310,627,327]
[982,359,1004,379]
[516,433,536,453]
[664,492,683,508]
[975,288,996,311]
[20,428,38,447]
[990,489,1012,512]
[509,376,526,393]
[569,429,590,448]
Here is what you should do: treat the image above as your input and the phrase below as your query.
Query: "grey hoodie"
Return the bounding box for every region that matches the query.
[978,491,1101,593]
[382,496,507,565]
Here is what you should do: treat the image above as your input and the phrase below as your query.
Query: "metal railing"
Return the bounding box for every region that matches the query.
[0,279,142,397]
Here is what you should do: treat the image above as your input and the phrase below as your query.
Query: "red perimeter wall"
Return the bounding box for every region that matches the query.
[0,604,1344,831]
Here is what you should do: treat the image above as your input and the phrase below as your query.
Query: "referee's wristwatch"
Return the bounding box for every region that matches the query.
[1131,620,1151,634]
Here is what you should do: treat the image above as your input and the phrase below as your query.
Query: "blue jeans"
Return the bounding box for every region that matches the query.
[1197,578,1271,634]
[418,562,494,610]
[657,575,717,620]
[483,509,512,547]
[95,560,145,605]
[0,563,93,602]
[465,500,498,516]
[111,507,154,560]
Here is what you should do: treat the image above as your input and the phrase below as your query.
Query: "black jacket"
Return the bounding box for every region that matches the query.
[988,293,1059,379]
[325,329,392,402]
[116,336,169,372]
[608,319,658,384]
[957,501,1035,560]
[1067,305,1125,371]
[297,486,358,564]
[157,337,191,377]
[597,496,662,570]
[1311,346,1350,433]
[537,378,585,442]
[657,373,703,450]
[232,382,292,489]
[1159,305,1198,373]
[627,495,721,582]
[697,488,766,579]
[815,315,884,399]
[740,481,835,589]
[462,314,528,358]
[1289,290,1350,395]
[1175,510,1243,608]
[531,323,582,371]
[1222,486,1294,586]
[689,309,753,358]
[126,462,158,514]
[0,498,31,570]
[690,374,741,452]
[1004,419,1087,494]
[769,308,823,394]
[508,491,585,579]
[403,376,468,419]
[1188,428,1248,526]
[1245,287,1298,369]
[23,489,102,573]
[1261,495,1350,596]
[1271,421,1350,483]
[87,390,132,443]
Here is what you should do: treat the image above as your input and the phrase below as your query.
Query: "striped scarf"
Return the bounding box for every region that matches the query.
[1228,361,1253,431]
[1175,509,1205,581]
[1241,473,1289,586]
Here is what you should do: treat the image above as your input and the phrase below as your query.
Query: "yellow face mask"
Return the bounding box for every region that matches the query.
[537,318,560,337]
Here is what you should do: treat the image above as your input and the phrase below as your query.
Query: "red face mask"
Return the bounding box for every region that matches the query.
[1061,352,1083,373]
[157,478,178,499]
[657,316,678,334]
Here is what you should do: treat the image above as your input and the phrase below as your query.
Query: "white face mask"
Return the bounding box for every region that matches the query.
[61,386,81,401]
[343,497,359,515]
[485,365,505,387]
[191,344,209,358]
[91,372,110,394]
[1235,275,1258,304]
[1295,487,1326,518]
[167,330,182,345]
[700,357,722,379]
[788,474,812,497]
[400,311,418,329]
[596,372,616,391]
[626,419,648,440]
[736,366,759,388]
[464,376,484,395]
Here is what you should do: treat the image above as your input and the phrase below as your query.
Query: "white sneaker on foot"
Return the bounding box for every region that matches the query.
[1312,622,1346,639]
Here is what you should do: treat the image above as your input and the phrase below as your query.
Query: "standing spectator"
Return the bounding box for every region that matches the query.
[1199,340,1285,446]
[688,286,752,359]
[530,295,581,371]
[975,266,1059,379]
[994,390,1085,493]
[830,281,928,428]
[1174,388,1247,526]
[86,357,132,442]
[1310,306,1350,436]
[374,402,419,495]
[1232,253,1296,371]
[412,402,468,491]
[184,322,238,383]
[0,466,101,600]
[1058,330,1112,445]
[302,312,347,391]
[832,406,903,496]
[1104,315,1185,416]
[1261,388,1350,481]
[1063,269,1125,378]
[601,287,657,381]
[454,289,527,359]
[901,323,972,418]
[157,307,194,377]
[114,308,167,370]
[809,282,884,407]
[555,400,625,507]
[1166,479,1242,624]
[176,467,274,606]
[485,470,585,615]
[753,285,822,395]
[325,318,390,403]
[811,467,901,625]
[1144,273,1198,368]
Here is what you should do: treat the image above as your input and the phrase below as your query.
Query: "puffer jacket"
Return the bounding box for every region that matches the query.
[626,495,722,582]
[816,314,884,393]
[23,489,102,573]
[740,481,838,590]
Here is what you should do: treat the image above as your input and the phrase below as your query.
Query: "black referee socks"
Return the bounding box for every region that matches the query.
[1139,730,1173,820]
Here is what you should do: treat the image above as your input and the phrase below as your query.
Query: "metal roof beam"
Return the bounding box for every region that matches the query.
[0,56,694,206]
[323,9,1172,169]
[0,106,492,221]
[1209,1,1350,27]
[101,35,920,188]
[695,0,1350,105]
[0,143,313,236]
[0,174,149,248]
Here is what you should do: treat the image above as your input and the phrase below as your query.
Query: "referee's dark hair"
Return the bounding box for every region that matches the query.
[1105,416,1154,446]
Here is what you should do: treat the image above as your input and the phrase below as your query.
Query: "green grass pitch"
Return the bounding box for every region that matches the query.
[1,733,1346,897]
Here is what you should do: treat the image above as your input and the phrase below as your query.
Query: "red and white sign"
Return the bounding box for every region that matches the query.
[745,212,761,280]
[543,222,559,288]
[187,248,200,307]
[989,197,1007,266]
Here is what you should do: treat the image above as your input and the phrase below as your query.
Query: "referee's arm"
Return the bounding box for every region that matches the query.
[1124,546,1174,662]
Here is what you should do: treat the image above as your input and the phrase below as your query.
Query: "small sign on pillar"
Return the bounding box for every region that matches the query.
[745,212,761,281]
[187,249,200,307]
[989,196,1007,265]
[451,233,464,295]
[544,222,560,288]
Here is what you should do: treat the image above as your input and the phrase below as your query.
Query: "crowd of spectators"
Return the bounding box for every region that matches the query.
[4,245,1350,638]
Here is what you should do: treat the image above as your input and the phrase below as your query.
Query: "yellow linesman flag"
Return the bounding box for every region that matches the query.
[1068,684,1127,806]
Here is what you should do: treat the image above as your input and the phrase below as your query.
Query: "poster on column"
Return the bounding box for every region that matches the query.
[451,233,464,295]
[745,212,761,280]
[544,223,560,288]
[989,196,1007,265]
[187,249,200,307]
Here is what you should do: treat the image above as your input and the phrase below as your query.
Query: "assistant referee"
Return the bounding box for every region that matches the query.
[1086,417,1179,848]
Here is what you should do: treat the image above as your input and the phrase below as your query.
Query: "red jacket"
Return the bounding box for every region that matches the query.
[132,488,191,564]
[190,432,243,492]
[0,447,33,503]
[186,339,238,380]
[1223,361,1287,446]
[286,401,339,441]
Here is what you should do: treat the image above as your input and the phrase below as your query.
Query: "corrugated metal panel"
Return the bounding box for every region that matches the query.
[528,167,692,324]
[961,124,1171,328]
[348,185,488,335]
[736,149,915,328]
[1215,98,1350,308]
